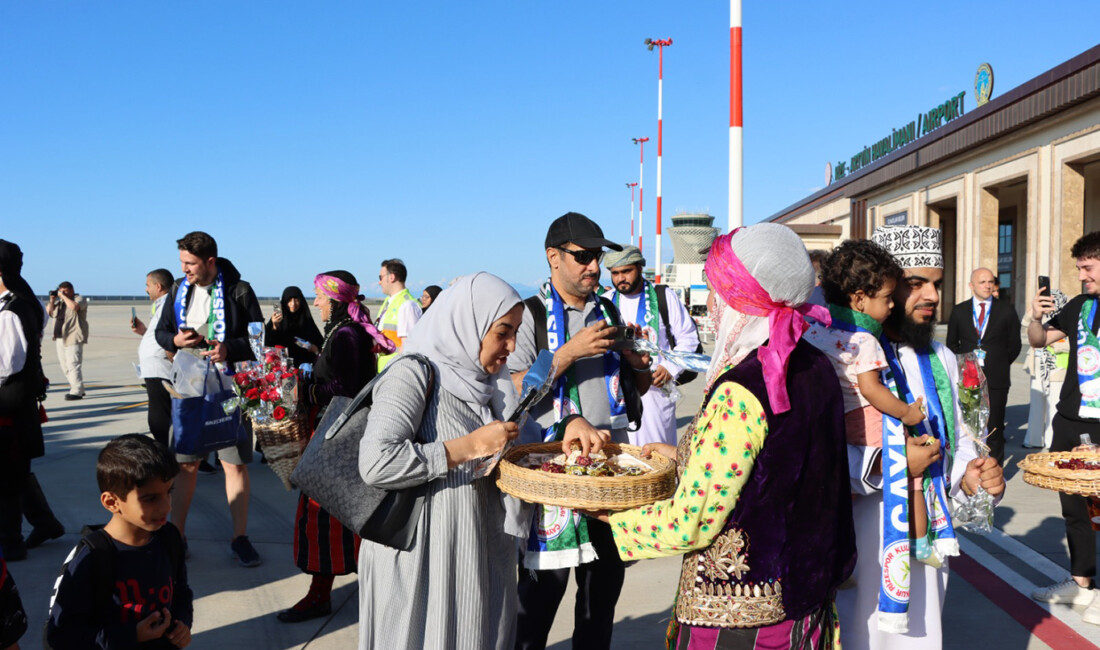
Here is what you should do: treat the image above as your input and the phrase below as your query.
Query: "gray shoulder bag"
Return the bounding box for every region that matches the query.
[290,353,434,551]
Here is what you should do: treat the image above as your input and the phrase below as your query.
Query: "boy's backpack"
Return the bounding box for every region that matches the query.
[652,284,705,385]
[522,295,643,430]
[45,523,185,649]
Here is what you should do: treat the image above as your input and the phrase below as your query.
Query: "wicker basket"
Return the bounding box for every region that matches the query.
[496,442,676,510]
[1018,451,1100,497]
[254,414,310,491]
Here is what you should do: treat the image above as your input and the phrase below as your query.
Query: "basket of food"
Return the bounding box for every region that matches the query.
[254,413,310,490]
[1018,451,1100,496]
[496,441,677,510]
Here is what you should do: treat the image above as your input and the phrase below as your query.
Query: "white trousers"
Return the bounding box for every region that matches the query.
[1024,374,1061,449]
[55,340,84,395]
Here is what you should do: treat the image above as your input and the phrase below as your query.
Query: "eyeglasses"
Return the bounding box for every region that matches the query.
[556,247,604,266]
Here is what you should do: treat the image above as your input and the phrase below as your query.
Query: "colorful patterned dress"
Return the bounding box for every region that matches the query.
[610,361,851,650]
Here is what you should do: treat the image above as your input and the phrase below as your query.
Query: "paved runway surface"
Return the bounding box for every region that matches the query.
[10,304,1100,648]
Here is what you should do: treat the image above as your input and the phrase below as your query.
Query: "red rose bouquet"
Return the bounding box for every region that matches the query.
[227,345,300,424]
[954,351,994,534]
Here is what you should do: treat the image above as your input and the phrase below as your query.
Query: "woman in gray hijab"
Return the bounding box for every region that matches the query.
[356,272,525,650]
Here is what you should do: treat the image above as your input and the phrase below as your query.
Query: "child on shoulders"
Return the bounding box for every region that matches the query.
[46,434,192,649]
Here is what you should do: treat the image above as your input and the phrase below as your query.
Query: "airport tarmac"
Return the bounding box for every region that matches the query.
[8,303,1100,648]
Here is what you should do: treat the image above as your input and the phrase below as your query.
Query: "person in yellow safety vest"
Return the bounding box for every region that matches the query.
[376,258,423,370]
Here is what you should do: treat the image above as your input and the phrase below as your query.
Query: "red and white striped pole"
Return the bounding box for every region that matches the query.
[646,38,672,282]
[729,1,743,231]
[626,182,638,246]
[632,137,649,262]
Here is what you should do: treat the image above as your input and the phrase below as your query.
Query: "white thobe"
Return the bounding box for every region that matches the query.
[836,341,997,650]
[613,286,700,446]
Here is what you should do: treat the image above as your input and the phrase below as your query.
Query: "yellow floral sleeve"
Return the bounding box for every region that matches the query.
[609,381,768,560]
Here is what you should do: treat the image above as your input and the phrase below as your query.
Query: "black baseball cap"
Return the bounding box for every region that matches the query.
[544,212,623,251]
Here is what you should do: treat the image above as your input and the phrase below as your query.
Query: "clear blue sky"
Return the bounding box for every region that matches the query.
[2,2,1097,297]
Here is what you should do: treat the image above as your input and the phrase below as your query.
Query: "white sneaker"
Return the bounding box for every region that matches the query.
[1032,577,1095,605]
[1084,592,1100,625]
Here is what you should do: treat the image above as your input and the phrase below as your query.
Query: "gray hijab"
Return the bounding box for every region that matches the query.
[403,272,522,423]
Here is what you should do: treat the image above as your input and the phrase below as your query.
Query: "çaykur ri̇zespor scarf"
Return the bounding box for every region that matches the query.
[827,303,959,634]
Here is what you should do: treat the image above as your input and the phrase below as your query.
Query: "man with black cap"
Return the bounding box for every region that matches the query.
[509,212,651,650]
[0,240,64,560]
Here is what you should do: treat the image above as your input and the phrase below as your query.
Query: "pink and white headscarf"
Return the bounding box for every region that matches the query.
[703,224,829,413]
[314,273,396,355]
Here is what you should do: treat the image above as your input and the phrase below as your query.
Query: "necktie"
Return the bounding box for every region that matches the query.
[978,302,987,331]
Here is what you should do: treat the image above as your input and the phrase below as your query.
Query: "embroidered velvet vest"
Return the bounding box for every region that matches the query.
[676,340,856,628]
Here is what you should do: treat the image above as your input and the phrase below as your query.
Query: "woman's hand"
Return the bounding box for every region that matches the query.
[561,417,611,456]
[272,310,283,328]
[444,421,518,468]
[641,442,677,461]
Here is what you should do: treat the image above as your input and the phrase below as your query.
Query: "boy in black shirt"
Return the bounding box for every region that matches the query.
[46,435,192,648]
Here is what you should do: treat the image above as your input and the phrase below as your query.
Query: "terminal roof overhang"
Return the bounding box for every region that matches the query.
[768,43,1100,224]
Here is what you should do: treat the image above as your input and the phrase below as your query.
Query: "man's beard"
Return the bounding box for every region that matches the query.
[886,306,936,350]
[616,278,642,294]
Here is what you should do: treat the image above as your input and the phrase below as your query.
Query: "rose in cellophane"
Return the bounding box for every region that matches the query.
[953,351,994,534]
[224,345,299,424]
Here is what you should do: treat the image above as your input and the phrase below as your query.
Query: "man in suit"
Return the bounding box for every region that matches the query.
[946,267,1022,464]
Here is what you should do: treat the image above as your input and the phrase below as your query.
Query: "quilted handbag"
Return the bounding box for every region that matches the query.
[290,354,434,551]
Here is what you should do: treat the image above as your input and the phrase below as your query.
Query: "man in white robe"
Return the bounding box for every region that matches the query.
[837,225,1006,650]
[603,246,700,447]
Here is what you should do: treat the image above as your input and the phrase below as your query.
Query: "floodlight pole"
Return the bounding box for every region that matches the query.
[646,37,672,281]
[626,182,638,246]
[632,137,649,264]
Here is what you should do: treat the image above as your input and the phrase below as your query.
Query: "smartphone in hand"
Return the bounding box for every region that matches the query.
[1038,275,1051,297]
[130,306,137,325]
[608,326,637,351]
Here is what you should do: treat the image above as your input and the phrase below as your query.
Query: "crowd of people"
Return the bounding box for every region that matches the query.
[3,214,1100,649]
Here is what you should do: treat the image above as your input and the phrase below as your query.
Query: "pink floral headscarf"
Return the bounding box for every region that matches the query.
[314,274,396,355]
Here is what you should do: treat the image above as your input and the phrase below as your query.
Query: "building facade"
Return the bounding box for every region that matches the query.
[768,45,1100,320]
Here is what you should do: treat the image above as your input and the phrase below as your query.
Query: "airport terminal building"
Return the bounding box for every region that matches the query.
[769,44,1100,320]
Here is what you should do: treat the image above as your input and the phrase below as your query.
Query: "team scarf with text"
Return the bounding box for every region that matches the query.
[523,280,626,570]
[827,304,958,634]
[175,272,227,343]
[609,280,660,342]
[1077,299,1100,419]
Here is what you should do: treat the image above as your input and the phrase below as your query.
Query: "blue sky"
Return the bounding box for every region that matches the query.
[2,2,1097,297]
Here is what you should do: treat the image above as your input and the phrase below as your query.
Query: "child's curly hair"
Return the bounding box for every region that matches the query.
[821,239,904,306]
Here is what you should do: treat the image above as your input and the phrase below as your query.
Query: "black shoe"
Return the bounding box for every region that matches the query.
[64,394,83,401]
[197,460,217,475]
[277,601,331,623]
[25,521,64,549]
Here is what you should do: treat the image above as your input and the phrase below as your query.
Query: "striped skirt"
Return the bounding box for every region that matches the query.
[292,492,361,575]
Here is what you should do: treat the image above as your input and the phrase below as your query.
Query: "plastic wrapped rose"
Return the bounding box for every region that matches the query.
[953,352,994,534]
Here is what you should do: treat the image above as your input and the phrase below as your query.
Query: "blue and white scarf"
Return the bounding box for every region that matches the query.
[174,271,227,343]
[828,308,957,634]
[524,281,626,570]
[1076,298,1100,419]
[876,342,959,634]
[541,281,628,430]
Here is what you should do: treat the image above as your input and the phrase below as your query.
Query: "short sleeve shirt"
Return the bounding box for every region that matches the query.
[1048,294,1100,421]
[804,323,888,413]
[509,294,625,441]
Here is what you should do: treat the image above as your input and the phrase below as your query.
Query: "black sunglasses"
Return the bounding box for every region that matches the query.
[556,247,604,266]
